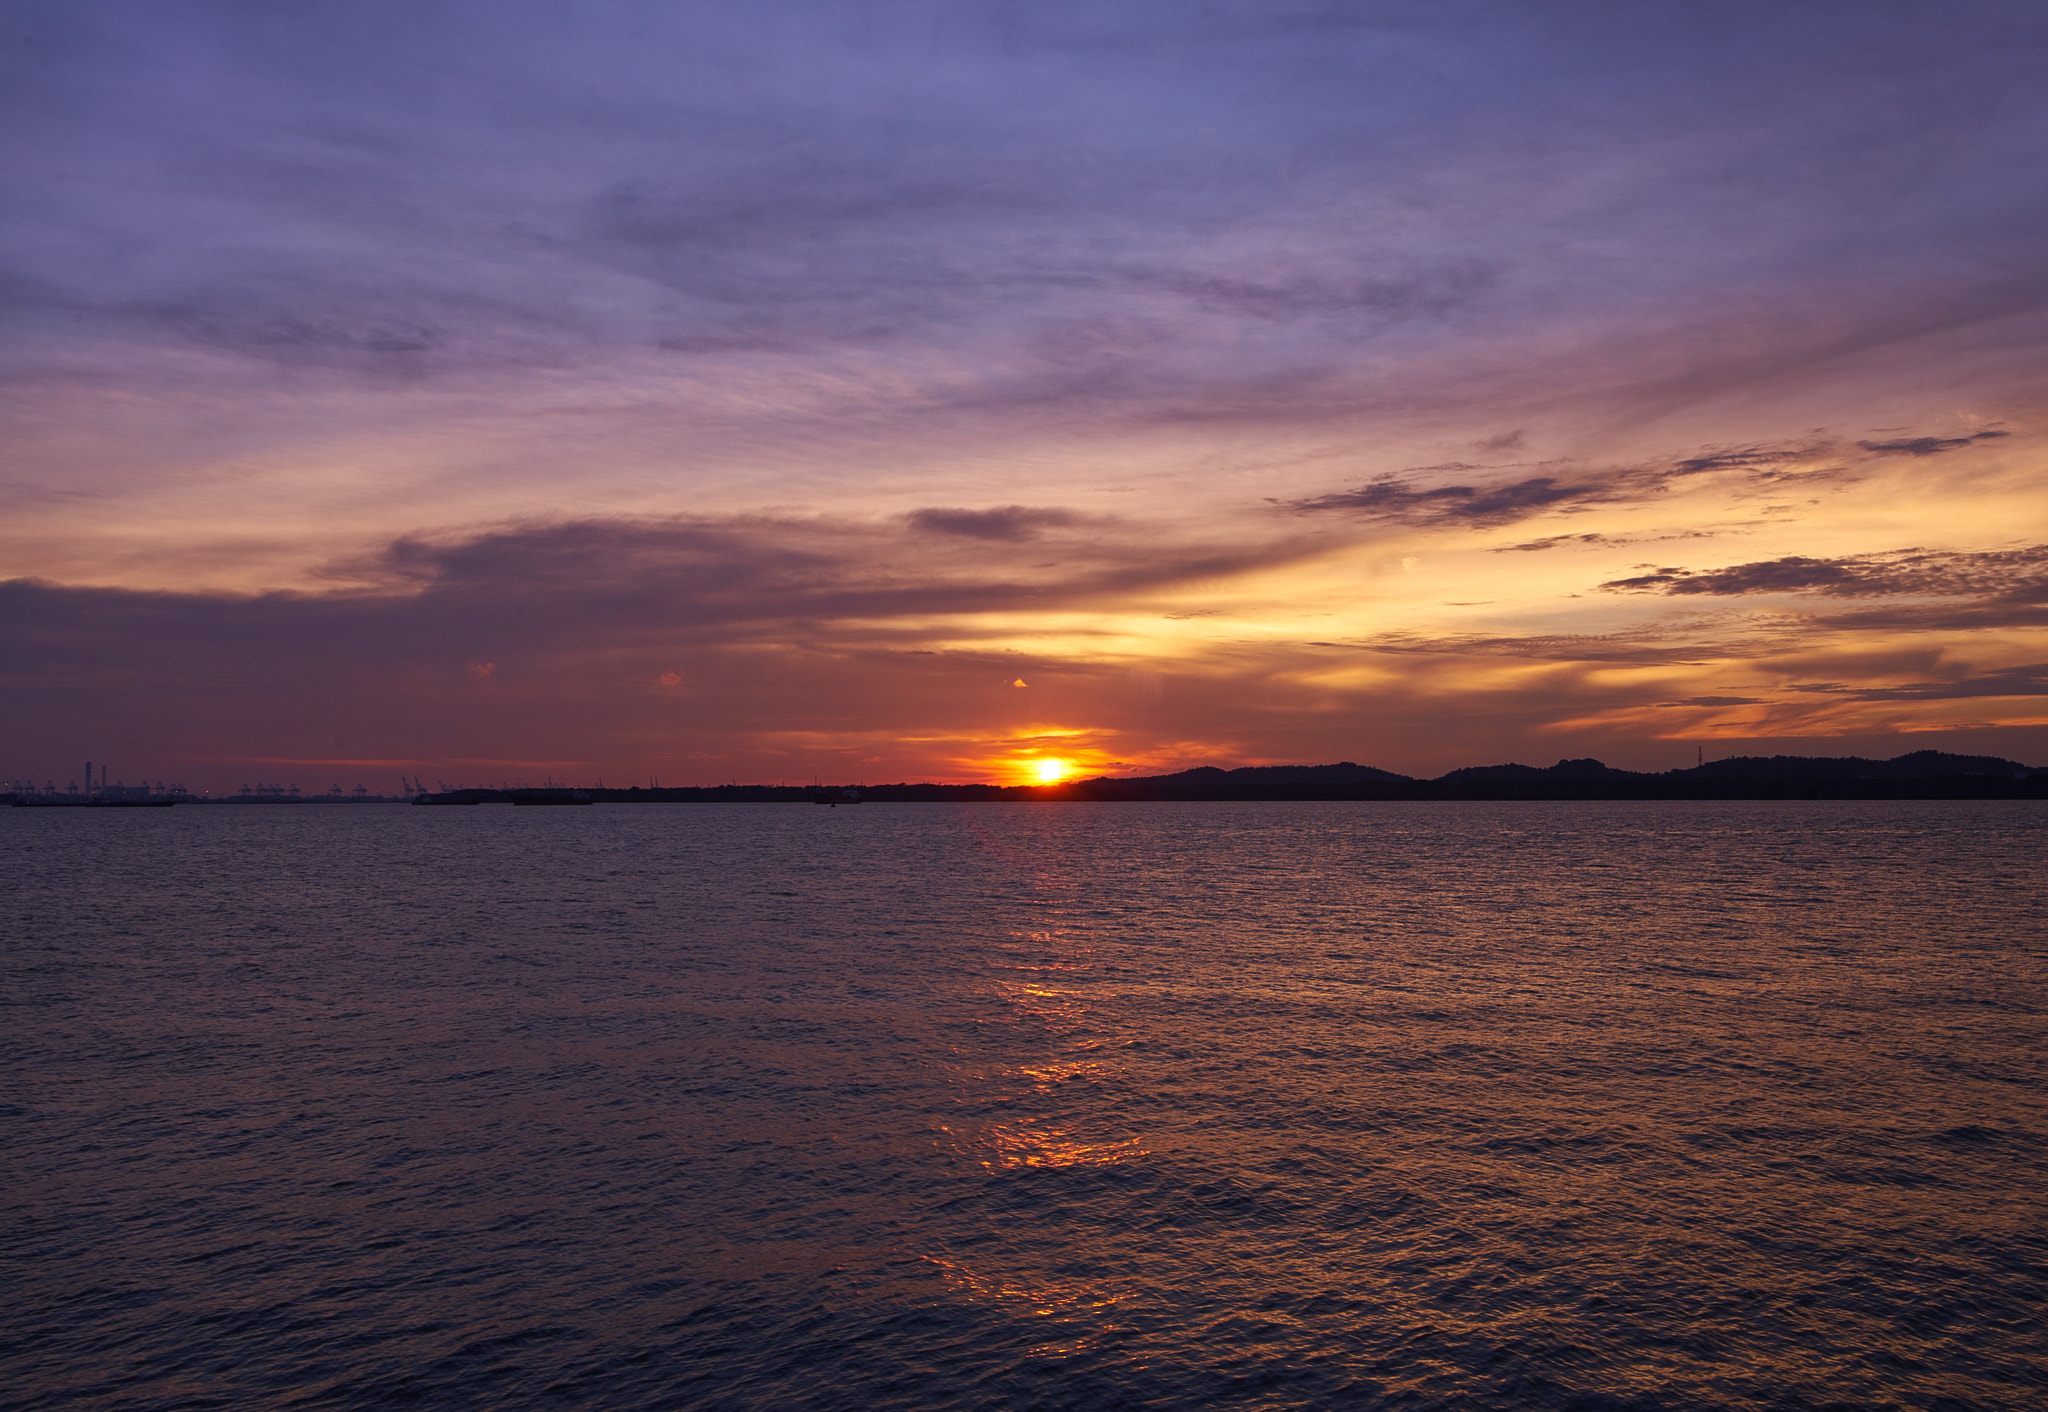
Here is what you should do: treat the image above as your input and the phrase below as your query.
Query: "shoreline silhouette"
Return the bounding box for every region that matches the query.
[388,750,2044,805]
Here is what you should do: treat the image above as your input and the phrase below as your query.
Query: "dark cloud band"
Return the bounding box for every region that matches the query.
[1601,545,2048,599]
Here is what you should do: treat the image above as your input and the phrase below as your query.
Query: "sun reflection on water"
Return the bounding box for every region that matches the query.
[1015,1058,1112,1091]
[944,1116,1147,1172]
[937,924,1150,1175]
[993,979,1094,1035]
[921,1253,1119,1320]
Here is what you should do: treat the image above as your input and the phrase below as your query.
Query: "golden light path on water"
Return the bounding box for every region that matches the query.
[928,922,1151,1337]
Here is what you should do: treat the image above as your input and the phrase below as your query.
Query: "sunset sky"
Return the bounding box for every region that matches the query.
[5,0,2046,790]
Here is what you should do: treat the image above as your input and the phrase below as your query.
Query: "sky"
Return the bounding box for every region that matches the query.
[5,0,2047,791]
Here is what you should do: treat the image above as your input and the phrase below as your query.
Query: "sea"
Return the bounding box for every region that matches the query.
[4,801,2044,1410]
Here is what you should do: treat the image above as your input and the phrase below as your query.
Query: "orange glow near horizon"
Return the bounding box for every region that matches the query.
[969,733,1118,786]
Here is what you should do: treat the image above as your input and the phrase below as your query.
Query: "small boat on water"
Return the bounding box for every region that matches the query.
[807,785,862,806]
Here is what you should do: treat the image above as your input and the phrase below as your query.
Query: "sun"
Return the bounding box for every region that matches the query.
[1032,758,1071,784]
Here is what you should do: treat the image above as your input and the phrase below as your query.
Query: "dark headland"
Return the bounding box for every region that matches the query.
[406,750,2044,804]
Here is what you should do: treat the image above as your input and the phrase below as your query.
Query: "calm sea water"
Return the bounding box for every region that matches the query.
[4,801,2045,1410]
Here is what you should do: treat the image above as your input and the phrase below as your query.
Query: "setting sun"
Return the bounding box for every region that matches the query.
[1032,758,1071,784]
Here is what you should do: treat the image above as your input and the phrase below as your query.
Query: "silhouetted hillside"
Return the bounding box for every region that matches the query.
[1688,750,2029,782]
[368,750,2047,807]
[1037,751,2043,801]
[1048,761,1411,802]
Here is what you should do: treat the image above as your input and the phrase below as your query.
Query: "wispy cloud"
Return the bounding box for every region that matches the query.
[1287,472,1606,527]
[1790,665,2048,702]
[1278,432,1887,529]
[904,506,1082,542]
[1601,545,2048,598]
[1856,431,2009,457]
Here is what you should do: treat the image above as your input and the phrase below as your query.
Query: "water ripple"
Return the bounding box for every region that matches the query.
[4,800,2045,1409]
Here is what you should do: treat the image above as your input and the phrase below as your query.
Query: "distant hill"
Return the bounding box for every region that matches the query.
[359,749,2045,807]
[1055,761,1411,801]
[699,750,2040,801]
[1406,750,2041,800]
[1687,750,2030,781]
[1031,750,2043,801]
